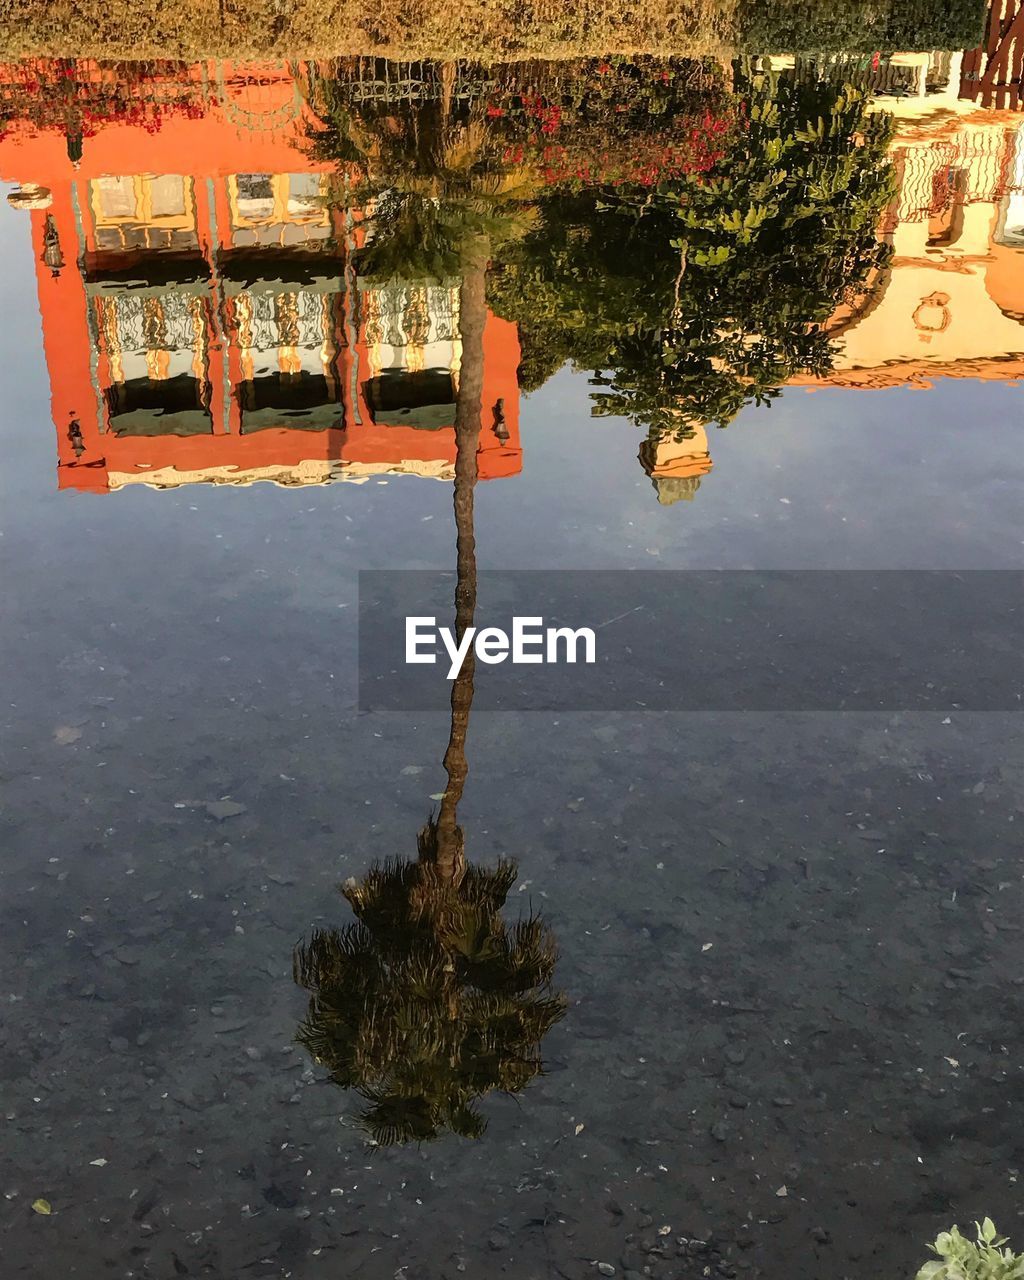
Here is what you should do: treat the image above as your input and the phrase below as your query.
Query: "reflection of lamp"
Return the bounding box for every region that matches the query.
[491,396,509,444]
[67,417,85,458]
[42,215,65,278]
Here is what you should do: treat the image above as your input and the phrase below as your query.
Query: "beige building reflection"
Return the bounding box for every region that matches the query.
[640,110,1024,504]
[638,424,713,506]
[794,114,1024,390]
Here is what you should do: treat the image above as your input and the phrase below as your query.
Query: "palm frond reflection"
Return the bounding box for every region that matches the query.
[294,853,565,1146]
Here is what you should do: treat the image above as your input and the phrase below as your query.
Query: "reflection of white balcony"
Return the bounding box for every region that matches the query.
[995,124,1024,247]
[92,291,212,356]
[228,289,337,353]
[117,349,201,382]
[358,281,460,346]
[374,340,459,372]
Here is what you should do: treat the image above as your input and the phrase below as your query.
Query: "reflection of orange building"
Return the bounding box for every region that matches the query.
[0,61,521,491]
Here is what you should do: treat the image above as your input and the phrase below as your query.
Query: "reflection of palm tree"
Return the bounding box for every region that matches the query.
[294,849,565,1144]
[305,66,534,880]
[293,150,564,1138]
[293,343,565,1142]
[306,60,536,288]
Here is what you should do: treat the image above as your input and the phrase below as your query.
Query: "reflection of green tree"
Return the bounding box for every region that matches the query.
[489,73,895,438]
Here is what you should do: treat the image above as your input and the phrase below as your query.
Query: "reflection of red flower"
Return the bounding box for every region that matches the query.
[7,57,211,137]
[507,103,736,189]
[516,94,562,136]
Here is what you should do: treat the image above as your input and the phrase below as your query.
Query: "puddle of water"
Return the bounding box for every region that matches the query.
[0,43,1023,1280]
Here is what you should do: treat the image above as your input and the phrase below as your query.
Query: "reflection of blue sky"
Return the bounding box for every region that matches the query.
[484,367,1024,571]
[2,188,1021,616]
[0,199,49,462]
[2,164,1023,1280]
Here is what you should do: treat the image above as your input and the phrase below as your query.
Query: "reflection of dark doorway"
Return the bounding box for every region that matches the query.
[236,372,345,432]
[105,374,213,436]
[928,167,969,247]
[363,369,456,429]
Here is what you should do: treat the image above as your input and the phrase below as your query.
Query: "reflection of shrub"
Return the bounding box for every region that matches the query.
[490,73,895,436]
[916,1221,1024,1280]
[0,0,735,62]
[484,56,728,138]
[0,59,207,137]
[738,0,986,53]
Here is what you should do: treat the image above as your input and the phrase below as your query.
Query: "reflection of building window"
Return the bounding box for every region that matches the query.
[229,288,344,432]
[927,167,968,247]
[149,175,187,219]
[235,173,275,221]
[994,125,1024,248]
[286,172,322,216]
[105,374,213,437]
[89,175,197,252]
[229,173,330,245]
[364,369,456,430]
[95,176,136,220]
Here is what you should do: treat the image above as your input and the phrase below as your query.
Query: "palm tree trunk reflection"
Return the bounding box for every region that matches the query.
[422,240,487,883]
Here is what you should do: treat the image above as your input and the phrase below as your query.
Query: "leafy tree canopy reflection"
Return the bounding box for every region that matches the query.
[304,57,896,449]
[488,70,895,439]
[737,0,985,54]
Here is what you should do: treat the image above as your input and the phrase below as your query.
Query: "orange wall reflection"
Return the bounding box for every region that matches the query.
[0,61,522,491]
